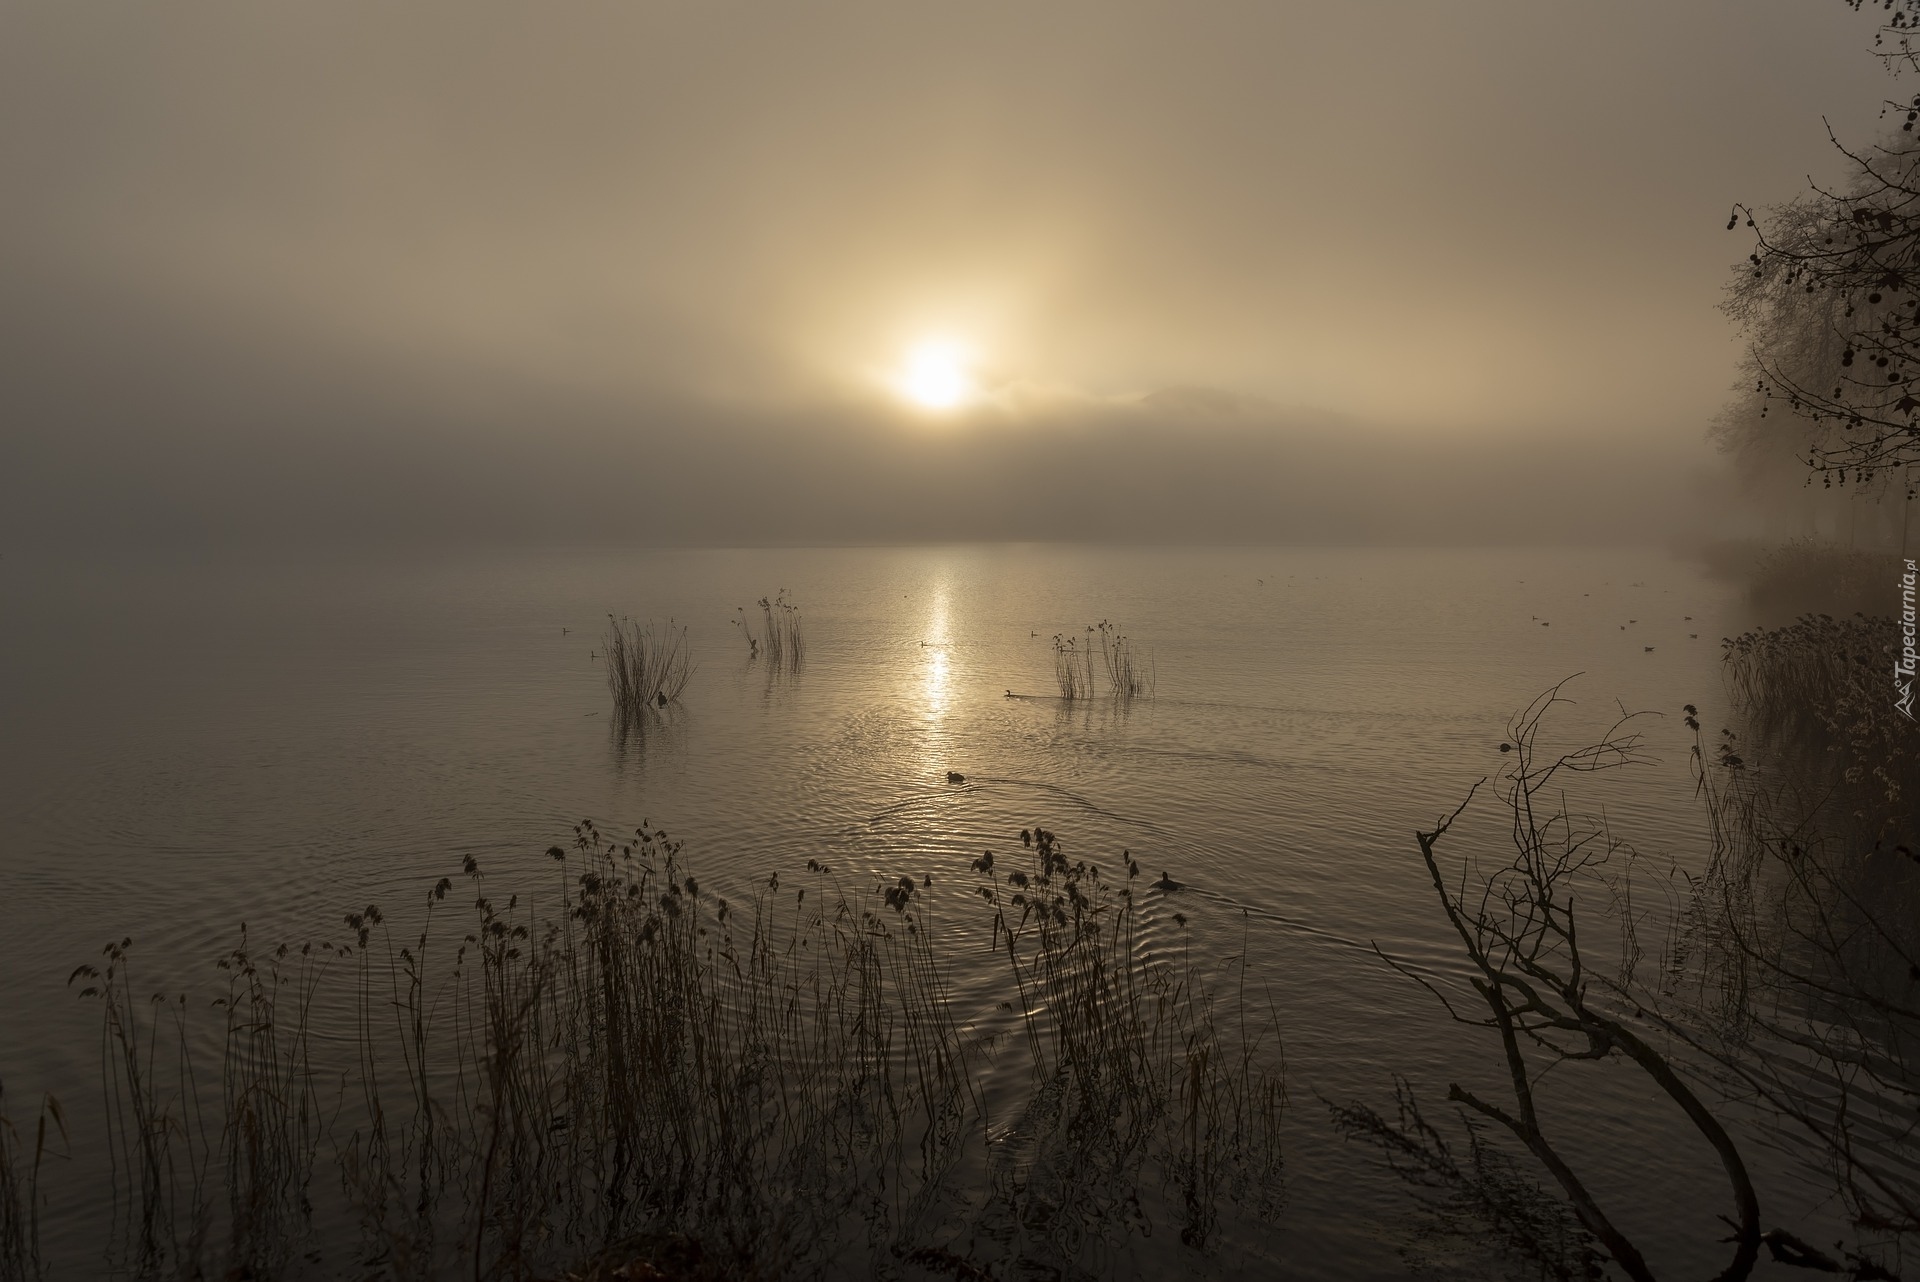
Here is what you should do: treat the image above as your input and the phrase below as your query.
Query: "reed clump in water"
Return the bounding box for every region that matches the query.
[1052,631,1096,700]
[1053,622,1155,701]
[604,617,692,716]
[1097,620,1156,699]
[735,591,804,673]
[56,823,1284,1280]
[972,828,1284,1252]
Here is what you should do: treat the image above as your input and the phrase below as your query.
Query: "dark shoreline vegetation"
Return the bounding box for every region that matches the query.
[1690,539,1911,626]
[0,826,1284,1281]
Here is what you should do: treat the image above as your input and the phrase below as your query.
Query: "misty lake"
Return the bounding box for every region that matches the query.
[0,543,1850,1278]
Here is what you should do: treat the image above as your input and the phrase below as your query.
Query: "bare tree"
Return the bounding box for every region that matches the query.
[1360,680,1914,1281]
[1838,0,1920,76]
[1718,4,1920,493]
[1725,124,1920,491]
[1393,686,1760,1281]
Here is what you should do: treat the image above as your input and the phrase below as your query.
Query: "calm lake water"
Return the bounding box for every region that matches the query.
[0,543,1820,1277]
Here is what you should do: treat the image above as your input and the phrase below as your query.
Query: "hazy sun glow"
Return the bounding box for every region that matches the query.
[897,339,973,410]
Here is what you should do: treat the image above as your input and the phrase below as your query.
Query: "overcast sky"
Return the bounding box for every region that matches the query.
[0,1,1898,546]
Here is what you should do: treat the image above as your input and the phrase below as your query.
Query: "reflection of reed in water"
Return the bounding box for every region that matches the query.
[609,697,687,767]
[24,822,1285,1280]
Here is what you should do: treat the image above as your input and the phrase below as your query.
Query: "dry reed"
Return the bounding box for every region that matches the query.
[1097,620,1155,699]
[1052,632,1096,700]
[52,823,1283,1280]
[1722,613,1918,824]
[604,617,692,716]
[0,1080,63,1282]
[759,591,804,671]
[732,592,804,674]
[1054,622,1155,701]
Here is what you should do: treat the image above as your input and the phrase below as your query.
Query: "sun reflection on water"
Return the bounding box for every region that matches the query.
[923,648,950,715]
[921,585,951,719]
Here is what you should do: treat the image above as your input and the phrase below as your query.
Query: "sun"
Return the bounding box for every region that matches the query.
[896,339,973,411]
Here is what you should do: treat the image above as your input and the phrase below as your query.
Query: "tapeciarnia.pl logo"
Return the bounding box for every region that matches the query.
[1899,558,1917,720]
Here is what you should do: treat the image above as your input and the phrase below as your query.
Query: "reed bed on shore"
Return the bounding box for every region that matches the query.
[1722,612,1918,821]
[30,824,1282,1280]
[1672,692,1920,1263]
[604,618,692,716]
[1744,538,1905,622]
[0,1081,61,1282]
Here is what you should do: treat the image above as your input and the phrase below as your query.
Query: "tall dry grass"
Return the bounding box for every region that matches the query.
[1097,620,1156,700]
[0,1080,63,1281]
[735,591,804,673]
[604,618,692,717]
[1054,622,1156,701]
[51,823,1283,1280]
[1051,632,1096,700]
